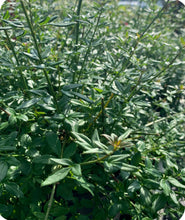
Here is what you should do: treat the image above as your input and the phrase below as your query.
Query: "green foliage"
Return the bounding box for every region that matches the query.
[0,0,185,219]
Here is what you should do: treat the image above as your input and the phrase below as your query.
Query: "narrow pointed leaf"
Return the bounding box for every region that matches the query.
[42,167,71,186]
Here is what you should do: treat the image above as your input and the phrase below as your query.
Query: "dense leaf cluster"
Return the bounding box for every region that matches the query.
[0,0,185,219]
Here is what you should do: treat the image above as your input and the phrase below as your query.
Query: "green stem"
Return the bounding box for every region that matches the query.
[44,184,56,220]
[77,8,103,83]
[109,0,170,86]
[3,28,28,91]
[148,47,184,83]
[76,0,83,46]
[80,149,116,166]
[20,0,59,112]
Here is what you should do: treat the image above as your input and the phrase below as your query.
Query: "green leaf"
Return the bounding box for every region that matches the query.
[0,122,9,130]
[33,155,56,164]
[72,164,82,176]
[131,152,141,166]
[93,140,108,150]
[160,179,171,196]
[71,92,94,104]
[108,154,130,163]
[46,131,61,157]
[92,129,100,142]
[62,84,82,91]
[42,167,71,186]
[75,176,94,196]
[5,182,24,198]
[16,98,40,109]
[63,142,77,158]
[8,114,17,125]
[170,191,179,205]
[0,26,12,30]
[39,16,51,25]
[143,179,160,189]
[23,52,40,61]
[0,161,8,182]
[145,168,161,178]
[3,19,24,28]
[0,146,16,151]
[140,187,151,205]
[50,158,73,166]
[118,129,132,140]
[115,80,124,94]
[128,180,140,192]
[16,114,29,122]
[121,163,138,172]
[152,194,166,213]
[72,132,92,150]
[166,157,178,171]
[49,22,76,27]
[168,177,185,189]
[83,148,104,154]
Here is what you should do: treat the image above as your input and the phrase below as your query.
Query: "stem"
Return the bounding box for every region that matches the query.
[148,47,184,83]
[0,106,10,116]
[76,0,83,46]
[87,93,114,131]
[3,28,28,91]
[44,184,56,220]
[72,0,83,83]
[77,8,103,83]
[80,149,116,166]
[109,0,170,86]
[20,0,59,112]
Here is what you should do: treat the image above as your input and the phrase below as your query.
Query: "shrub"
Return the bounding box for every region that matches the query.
[0,0,185,219]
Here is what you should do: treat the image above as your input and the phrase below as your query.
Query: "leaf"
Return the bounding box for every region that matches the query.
[5,182,24,198]
[0,161,8,182]
[115,80,124,94]
[42,167,71,186]
[92,129,100,142]
[166,157,178,171]
[160,179,171,196]
[143,179,160,189]
[16,98,40,109]
[50,158,73,166]
[33,155,56,164]
[63,142,77,158]
[152,194,166,213]
[145,168,161,178]
[93,140,108,150]
[46,131,61,157]
[83,148,104,154]
[0,26,12,30]
[0,146,16,151]
[8,114,17,125]
[121,163,138,172]
[0,122,9,130]
[62,84,82,91]
[140,187,151,205]
[71,92,94,104]
[170,191,179,205]
[168,177,185,189]
[131,152,141,166]
[16,114,29,122]
[72,132,92,150]
[75,176,94,196]
[49,22,76,27]
[108,154,130,162]
[128,180,140,192]
[3,19,24,28]
[118,129,132,140]
[72,164,82,176]
[23,52,40,61]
